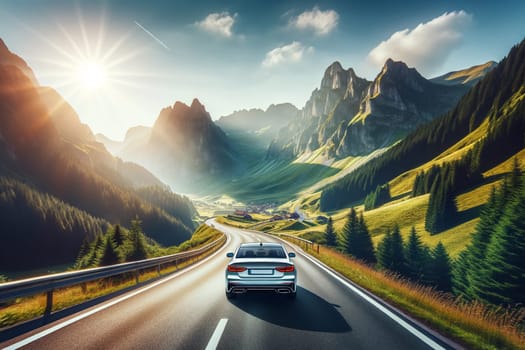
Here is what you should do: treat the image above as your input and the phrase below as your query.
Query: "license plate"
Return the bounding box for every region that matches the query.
[249,269,273,275]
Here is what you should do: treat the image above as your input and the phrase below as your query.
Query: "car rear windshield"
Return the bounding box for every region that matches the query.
[236,246,286,258]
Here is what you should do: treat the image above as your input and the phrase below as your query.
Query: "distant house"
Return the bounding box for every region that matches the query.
[234,210,248,216]
[289,212,300,220]
[270,215,284,222]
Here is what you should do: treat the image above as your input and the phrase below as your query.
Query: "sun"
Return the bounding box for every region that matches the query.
[75,60,107,89]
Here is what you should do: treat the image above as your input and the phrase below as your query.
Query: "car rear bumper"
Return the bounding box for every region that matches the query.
[226,278,296,294]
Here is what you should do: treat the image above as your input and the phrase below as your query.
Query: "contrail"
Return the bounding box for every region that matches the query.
[134,21,170,51]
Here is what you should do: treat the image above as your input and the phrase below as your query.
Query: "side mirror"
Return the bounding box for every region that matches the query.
[288,252,296,258]
[226,252,234,258]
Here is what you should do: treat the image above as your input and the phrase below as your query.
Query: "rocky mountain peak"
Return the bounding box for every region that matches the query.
[321,61,348,90]
[190,98,205,111]
[0,38,39,85]
[0,38,9,52]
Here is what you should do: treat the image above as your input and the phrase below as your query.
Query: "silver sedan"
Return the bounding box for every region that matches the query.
[225,242,297,298]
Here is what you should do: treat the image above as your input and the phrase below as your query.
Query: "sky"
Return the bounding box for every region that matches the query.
[0,0,524,140]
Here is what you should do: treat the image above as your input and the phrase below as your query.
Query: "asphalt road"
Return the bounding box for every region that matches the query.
[1,220,455,350]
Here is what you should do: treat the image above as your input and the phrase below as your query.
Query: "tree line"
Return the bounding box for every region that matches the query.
[324,209,452,291]
[74,218,153,269]
[453,160,525,305]
[319,37,525,212]
[325,160,524,304]
[0,176,108,271]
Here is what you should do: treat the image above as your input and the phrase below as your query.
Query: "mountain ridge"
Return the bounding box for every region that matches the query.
[268,58,470,160]
[0,41,196,270]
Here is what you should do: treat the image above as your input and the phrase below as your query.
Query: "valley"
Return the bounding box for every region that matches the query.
[1,2,524,348]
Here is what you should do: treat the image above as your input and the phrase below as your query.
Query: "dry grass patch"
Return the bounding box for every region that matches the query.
[305,244,525,350]
[0,229,225,329]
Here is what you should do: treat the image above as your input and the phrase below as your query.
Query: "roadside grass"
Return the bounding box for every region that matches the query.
[0,225,224,329]
[284,238,525,350]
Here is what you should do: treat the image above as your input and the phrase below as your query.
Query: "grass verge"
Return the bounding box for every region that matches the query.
[282,236,524,350]
[0,225,225,329]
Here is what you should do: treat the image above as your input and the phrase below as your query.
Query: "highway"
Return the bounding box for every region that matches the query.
[1,220,457,350]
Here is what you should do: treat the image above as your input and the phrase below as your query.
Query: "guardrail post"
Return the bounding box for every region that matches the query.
[317,244,320,254]
[175,258,178,271]
[157,264,161,276]
[134,271,139,284]
[44,290,53,317]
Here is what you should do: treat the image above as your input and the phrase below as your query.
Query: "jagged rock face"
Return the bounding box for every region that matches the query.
[268,62,370,159]
[269,59,469,159]
[139,98,235,188]
[335,59,468,156]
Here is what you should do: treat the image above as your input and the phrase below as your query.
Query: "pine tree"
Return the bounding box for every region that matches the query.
[475,181,525,305]
[85,234,104,267]
[463,187,501,298]
[324,216,337,247]
[113,224,125,247]
[339,208,359,255]
[127,217,148,262]
[357,213,376,264]
[377,225,405,274]
[389,225,406,274]
[377,229,393,271]
[98,234,121,266]
[425,171,458,234]
[452,250,471,297]
[404,227,429,282]
[429,242,452,292]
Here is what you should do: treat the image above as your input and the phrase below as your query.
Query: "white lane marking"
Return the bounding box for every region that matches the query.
[255,231,446,350]
[204,318,228,350]
[3,234,231,350]
[298,252,446,350]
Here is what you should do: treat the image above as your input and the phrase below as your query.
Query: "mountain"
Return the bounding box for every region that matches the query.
[0,38,38,86]
[0,41,195,271]
[216,103,298,144]
[268,62,369,158]
[113,99,236,192]
[96,126,152,156]
[320,38,524,211]
[268,60,468,159]
[335,59,468,156]
[431,61,497,86]
[38,87,163,188]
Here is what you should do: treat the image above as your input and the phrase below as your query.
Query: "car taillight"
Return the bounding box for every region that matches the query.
[275,265,295,272]
[227,265,247,272]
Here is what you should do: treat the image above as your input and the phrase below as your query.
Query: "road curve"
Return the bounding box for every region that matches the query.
[1,220,457,350]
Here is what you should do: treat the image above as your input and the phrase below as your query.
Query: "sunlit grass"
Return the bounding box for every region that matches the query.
[291,240,525,350]
[0,227,225,328]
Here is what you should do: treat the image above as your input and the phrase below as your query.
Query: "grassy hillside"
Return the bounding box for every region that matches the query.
[243,149,525,260]
[223,160,339,203]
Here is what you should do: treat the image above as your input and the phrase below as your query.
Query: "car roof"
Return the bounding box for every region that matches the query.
[239,242,283,248]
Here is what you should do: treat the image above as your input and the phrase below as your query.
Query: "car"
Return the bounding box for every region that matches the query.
[225,242,297,299]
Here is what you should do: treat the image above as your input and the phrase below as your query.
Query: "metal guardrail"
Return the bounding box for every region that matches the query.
[0,234,226,316]
[275,233,320,254]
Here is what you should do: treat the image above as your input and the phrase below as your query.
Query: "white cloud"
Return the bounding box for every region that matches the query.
[262,41,313,68]
[368,11,472,74]
[290,7,339,36]
[196,12,236,38]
